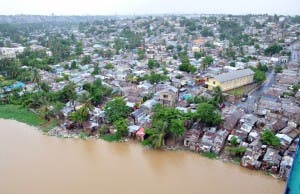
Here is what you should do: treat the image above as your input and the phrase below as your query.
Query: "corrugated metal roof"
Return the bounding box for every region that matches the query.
[214,69,254,83]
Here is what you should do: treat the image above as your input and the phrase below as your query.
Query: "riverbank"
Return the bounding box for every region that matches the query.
[0,107,285,180]
[0,105,59,132]
[0,105,45,126]
[0,119,285,194]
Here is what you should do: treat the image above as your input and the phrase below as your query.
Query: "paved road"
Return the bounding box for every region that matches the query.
[235,69,277,113]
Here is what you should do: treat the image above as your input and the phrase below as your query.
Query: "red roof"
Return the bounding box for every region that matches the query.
[136,127,145,136]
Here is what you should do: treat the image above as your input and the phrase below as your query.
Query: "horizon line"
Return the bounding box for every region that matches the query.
[0,13,299,17]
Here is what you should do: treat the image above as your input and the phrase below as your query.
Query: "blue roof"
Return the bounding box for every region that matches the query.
[3,81,25,92]
[182,94,192,100]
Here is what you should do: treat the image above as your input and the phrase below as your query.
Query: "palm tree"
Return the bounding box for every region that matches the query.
[70,99,94,127]
[31,68,41,84]
[212,86,225,105]
[148,131,165,149]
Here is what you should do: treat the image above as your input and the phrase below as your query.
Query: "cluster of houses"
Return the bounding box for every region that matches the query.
[183,60,300,180]
[1,15,299,180]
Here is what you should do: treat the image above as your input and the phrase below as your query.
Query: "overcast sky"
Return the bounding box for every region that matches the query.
[0,0,299,15]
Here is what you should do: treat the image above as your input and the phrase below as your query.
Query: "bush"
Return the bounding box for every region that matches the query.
[201,152,217,159]
[274,65,283,73]
[230,136,239,146]
[104,63,114,69]
[253,69,266,83]
[113,118,128,137]
[227,147,246,156]
[99,124,109,135]
[101,134,121,142]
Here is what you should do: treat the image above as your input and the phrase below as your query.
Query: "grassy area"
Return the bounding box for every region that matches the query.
[201,152,217,159]
[227,87,245,97]
[0,105,45,126]
[101,134,121,142]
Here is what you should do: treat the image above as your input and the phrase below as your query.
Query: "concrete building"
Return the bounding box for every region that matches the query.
[155,86,178,107]
[206,68,254,91]
[0,47,25,58]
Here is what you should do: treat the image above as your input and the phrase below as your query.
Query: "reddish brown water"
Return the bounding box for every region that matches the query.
[0,119,285,194]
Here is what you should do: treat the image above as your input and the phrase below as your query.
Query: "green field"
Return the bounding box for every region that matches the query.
[0,105,45,126]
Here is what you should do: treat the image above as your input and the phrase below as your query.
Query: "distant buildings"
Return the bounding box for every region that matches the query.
[289,41,300,63]
[206,68,254,91]
[0,47,25,58]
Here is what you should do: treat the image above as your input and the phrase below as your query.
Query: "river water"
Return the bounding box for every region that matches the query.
[0,119,285,194]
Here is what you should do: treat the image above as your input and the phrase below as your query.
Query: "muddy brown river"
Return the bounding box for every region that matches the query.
[0,119,285,194]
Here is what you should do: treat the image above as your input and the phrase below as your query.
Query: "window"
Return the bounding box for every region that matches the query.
[213,81,215,85]
[163,94,168,98]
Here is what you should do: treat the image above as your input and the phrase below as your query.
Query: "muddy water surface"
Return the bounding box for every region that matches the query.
[0,119,285,194]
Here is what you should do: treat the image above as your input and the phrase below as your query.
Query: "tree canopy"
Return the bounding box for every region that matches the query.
[147,59,160,69]
[194,102,222,126]
[141,72,168,84]
[201,56,214,70]
[143,104,187,149]
[104,97,131,123]
[261,129,281,147]
[179,54,196,73]
[264,44,283,56]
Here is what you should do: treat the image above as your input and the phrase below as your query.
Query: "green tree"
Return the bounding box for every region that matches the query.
[201,56,214,70]
[212,86,225,104]
[264,44,283,56]
[81,55,92,64]
[38,81,51,92]
[114,118,129,137]
[104,97,131,123]
[179,55,196,73]
[104,63,114,69]
[48,35,71,63]
[194,51,204,60]
[194,103,221,126]
[75,42,83,55]
[70,102,93,127]
[176,45,183,52]
[142,72,167,84]
[137,49,145,60]
[253,70,266,83]
[274,65,283,73]
[143,128,165,149]
[227,146,246,157]
[167,45,175,51]
[92,65,100,75]
[257,63,268,72]
[230,136,239,146]
[152,105,186,138]
[147,59,160,69]
[31,68,41,84]
[82,79,112,106]
[261,130,281,147]
[70,61,77,69]
[201,27,213,37]
[57,82,77,104]
[143,105,187,149]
